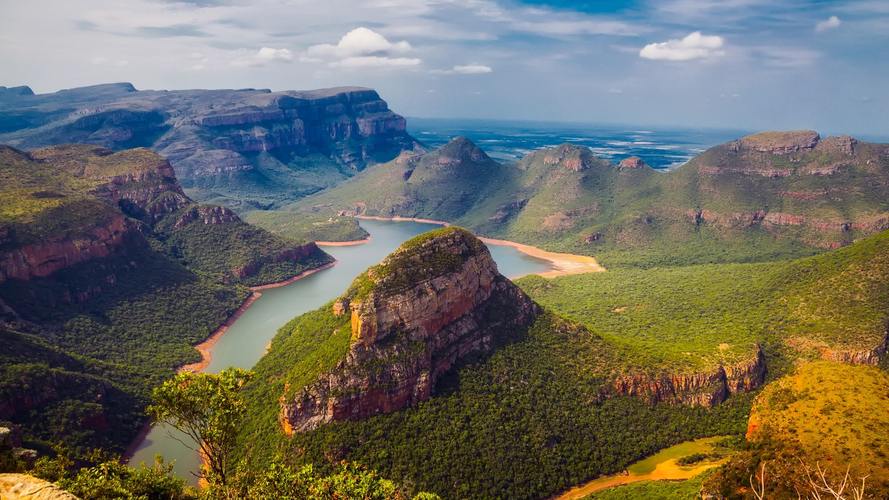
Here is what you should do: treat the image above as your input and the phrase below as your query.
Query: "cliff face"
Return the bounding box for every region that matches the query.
[0,84,420,208]
[0,213,139,284]
[279,228,539,433]
[607,346,767,407]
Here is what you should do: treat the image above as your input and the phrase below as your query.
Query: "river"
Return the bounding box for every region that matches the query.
[128,219,554,480]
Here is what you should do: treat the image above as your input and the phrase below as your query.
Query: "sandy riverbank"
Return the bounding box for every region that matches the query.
[354,215,605,276]
[553,458,725,499]
[316,237,371,246]
[179,261,335,373]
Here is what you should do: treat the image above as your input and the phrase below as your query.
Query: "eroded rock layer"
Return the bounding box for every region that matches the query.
[280,227,539,432]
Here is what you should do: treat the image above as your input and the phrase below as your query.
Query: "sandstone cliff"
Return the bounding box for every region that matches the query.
[279,227,539,433]
[607,346,767,407]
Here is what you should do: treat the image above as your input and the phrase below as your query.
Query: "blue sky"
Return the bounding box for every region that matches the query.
[1,0,888,135]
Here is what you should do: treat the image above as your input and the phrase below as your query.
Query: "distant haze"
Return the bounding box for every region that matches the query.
[1,0,888,136]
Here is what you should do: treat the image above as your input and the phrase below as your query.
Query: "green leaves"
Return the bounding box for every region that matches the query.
[149,368,252,489]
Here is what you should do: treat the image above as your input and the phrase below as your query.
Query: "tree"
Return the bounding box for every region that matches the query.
[148,368,252,491]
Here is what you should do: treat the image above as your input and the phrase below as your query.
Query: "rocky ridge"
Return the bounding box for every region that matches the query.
[608,346,767,407]
[279,227,539,433]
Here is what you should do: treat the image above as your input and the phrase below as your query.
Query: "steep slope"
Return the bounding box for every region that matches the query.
[277,227,539,433]
[0,83,420,209]
[290,131,889,267]
[0,144,331,454]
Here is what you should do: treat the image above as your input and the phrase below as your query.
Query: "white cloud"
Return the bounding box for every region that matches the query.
[256,47,293,61]
[431,64,493,75]
[230,47,292,67]
[307,27,411,59]
[304,27,419,69]
[639,32,725,61]
[815,15,841,32]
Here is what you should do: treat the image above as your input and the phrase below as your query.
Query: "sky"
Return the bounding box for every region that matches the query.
[1,0,888,135]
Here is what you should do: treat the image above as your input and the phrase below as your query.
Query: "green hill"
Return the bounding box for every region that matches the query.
[285,132,889,267]
[0,144,332,454]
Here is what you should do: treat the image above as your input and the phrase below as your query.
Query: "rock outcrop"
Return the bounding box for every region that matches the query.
[540,144,598,172]
[0,474,79,500]
[0,213,139,284]
[607,346,766,407]
[618,156,648,170]
[735,130,820,154]
[279,227,539,433]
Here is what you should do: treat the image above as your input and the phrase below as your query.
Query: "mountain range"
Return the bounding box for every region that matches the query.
[0,83,419,210]
[288,130,889,267]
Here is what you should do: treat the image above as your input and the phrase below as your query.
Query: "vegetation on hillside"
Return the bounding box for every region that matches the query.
[238,311,753,499]
[287,135,889,268]
[244,211,369,243]
[519,228,889,373]
[0,145,332,455]
[704,361,889,498]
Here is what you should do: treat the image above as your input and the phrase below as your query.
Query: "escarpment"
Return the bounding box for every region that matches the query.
[0,84,420,207]
[279,227,539,433]
[607,346,766,407]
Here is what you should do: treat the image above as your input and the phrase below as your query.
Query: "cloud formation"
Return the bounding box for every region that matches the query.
[305,27,418,69]
[256,47,292,62]
[815,15,841,32]
[639,31,725,61]
[431,64,493,75]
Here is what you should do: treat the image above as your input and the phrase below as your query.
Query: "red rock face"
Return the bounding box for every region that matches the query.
[0,214,138,284]
[279,230,539,433]
[618,156,647,169]
[607,346,766,407]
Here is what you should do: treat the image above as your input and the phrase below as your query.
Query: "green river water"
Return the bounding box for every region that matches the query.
[128,219,553,480]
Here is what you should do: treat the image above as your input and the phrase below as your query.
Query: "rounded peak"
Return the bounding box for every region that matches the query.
[735,130,820,154]
[343,226,491,301]
[535,143,599,172]
[435,136,491,164]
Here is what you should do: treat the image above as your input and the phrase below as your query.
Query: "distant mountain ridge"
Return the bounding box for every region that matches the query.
[289,130,889,267]
[0,83,421,209]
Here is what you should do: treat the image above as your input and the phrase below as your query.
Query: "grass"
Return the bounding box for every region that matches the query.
[583,475,706,500]
[627,436,727,475]
[706,361,889,498]
[748,361,889,490]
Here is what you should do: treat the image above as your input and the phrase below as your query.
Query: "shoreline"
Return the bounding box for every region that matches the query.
[179,262,336,373]
[123,261,337,462]
[316,237,371,247]
[355,215,605,276]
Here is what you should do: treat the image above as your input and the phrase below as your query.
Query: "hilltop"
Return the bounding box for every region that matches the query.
[0,83,421,210]
[0,144,332,453]
[286,131,889,267]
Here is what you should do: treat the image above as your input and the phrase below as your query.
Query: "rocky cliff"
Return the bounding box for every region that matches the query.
[279,227,539,433]
[0,84,420,208]
[607,346,766,407]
